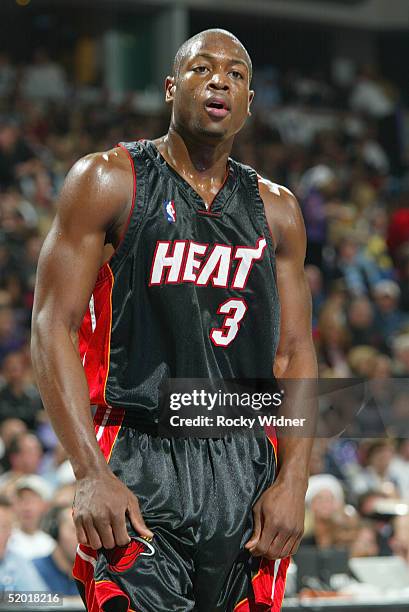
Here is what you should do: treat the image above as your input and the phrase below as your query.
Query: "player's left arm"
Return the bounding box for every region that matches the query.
[246,180,318,560]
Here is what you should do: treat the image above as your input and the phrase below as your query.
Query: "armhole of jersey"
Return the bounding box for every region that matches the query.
[248,170,277,257]
[253,173,281,288]
[113,142,137,249]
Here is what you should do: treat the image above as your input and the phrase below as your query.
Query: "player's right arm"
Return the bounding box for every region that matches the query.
[31,148,153,550]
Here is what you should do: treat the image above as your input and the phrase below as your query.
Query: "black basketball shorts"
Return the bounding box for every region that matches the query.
[72,407,290,611]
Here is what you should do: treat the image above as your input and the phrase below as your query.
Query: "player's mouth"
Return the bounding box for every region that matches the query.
[204,97,231,119]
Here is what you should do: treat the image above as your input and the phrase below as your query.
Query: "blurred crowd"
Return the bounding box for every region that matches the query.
[0,47,408,597]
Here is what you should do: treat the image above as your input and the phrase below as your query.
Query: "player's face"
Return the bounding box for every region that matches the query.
[167,35,254,141]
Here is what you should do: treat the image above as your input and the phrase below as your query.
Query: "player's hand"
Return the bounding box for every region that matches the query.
[245,479,305,559]
[73,467,153,550]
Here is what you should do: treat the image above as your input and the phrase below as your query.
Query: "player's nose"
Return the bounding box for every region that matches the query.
[208,73,229,91]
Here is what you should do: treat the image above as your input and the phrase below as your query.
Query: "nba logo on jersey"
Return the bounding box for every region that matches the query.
[164,200,177,223]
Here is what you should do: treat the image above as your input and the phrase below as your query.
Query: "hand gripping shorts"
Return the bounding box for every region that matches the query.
[72,407,290,612]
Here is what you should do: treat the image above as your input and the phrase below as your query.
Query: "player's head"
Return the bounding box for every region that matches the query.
[166,29,254,143]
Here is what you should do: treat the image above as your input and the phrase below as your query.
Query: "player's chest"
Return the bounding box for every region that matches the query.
[140,196,269,291]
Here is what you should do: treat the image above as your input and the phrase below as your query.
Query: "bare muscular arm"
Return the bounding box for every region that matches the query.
[31,147,153,549]
[246,180,318,559]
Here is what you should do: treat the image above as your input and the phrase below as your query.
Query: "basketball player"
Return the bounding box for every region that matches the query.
[31,29,317,611]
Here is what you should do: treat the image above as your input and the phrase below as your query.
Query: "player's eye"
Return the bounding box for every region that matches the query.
[193,66,208,74]
[230,70,244,80]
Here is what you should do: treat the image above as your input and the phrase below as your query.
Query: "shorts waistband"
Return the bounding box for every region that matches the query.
[93,405,160,435]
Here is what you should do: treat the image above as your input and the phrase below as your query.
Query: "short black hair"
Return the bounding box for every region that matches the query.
[0,495,12,509]
[172,29,252,82]
[42,505,71,541]
[7,432,24,456]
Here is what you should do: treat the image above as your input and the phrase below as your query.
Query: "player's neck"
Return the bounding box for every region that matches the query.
[158,128,232,186]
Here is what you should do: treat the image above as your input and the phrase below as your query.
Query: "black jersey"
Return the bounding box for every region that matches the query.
[79,140,280,426]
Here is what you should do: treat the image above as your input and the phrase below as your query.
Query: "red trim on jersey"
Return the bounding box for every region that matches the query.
[95,579,131,610]
[197,209,222,217]
[264,423,278,465]
[233,557,290,611]
[79,265,114,407]
[73,553,132,612]
[72,545,99,612]
[93,406,124,461]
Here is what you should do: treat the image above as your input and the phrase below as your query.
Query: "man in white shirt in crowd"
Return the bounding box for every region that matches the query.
[0,494,47,591]
[8,475,55,560]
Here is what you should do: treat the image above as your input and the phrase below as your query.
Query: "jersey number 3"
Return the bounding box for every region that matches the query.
[210,298,248,347]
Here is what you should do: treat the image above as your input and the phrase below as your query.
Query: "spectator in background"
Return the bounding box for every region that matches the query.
[365,207,394,278]
[398,246,409,312]
[20,49,68,102]
[350,521,380,558]
[317,304,351,376]
[346,297,381,349]
[331,505,362,552]
[8,475,55,559]
[298,165,344,268]
[373,281,408,344]
[392,333,409,375]
[19,234,43,311]
[40,441,74,492]
[335,234,382,296]
[303,474,345,549]
[305,265,325,329]
[390,515,409,566]
[347,345,379,378]
[0,418,27,472]
[0,53,16,99]
[389,439,409,500]
[389,393,409,438]
[0,120,38,190]
[351,440,398,497]
[350,64,401,175]
[372,353,393,379]
[308,439,328,476]
[34,506,78,595]
[0,351,42,429]
[0,431,43,494]
[357,490,389,518]
[356,489,396,556]
[0,494,46,591]
[0,305,26,366]
[0,189,39,245]
[387,206,409,267]
[0,241,19,294]
[350,65,394,120]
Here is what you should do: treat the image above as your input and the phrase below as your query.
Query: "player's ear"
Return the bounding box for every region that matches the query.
[165,76,176,103]
[248,90,255,116]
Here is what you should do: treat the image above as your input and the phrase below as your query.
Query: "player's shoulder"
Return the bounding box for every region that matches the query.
[69,145,131,186]
[257,174,297,209]
[57,146,133,226]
